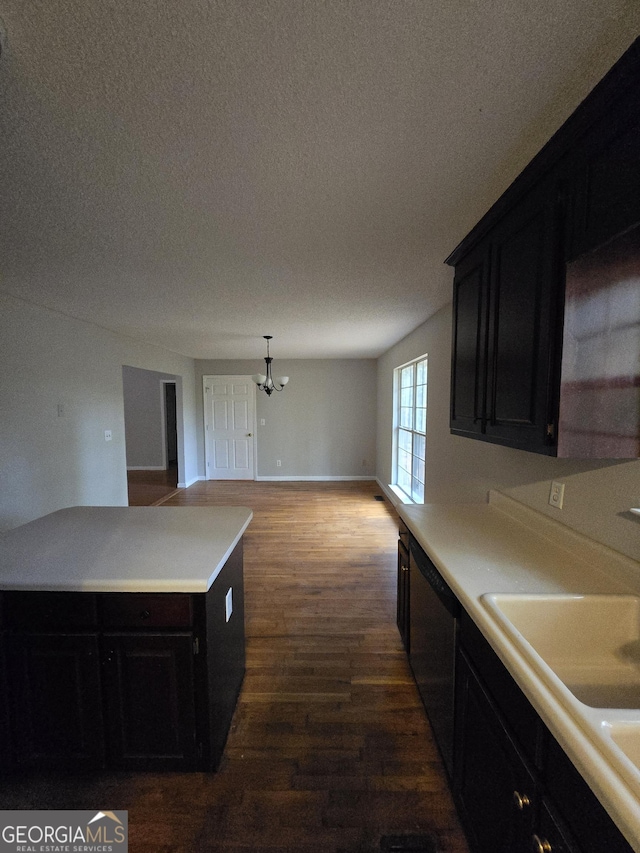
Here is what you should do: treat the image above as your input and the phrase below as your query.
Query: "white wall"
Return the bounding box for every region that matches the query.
[195,359,377,479]
[0,294,199,532]
[122,365,176,468]
[376,302,640,562]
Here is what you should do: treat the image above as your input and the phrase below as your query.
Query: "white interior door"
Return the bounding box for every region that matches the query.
[203,376,256,480]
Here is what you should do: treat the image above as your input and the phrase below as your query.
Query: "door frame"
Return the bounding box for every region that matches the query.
[202,375,257,480]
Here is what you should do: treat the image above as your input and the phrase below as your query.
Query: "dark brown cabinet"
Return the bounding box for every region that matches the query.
[0,595,11,774]
[0,539,246,772]
[455,648,539,853]
[565,58,640,261]
[6,632,105,769]
[450,178,563,453]
[447,37,640,456]
[450,242,488,437]
[102,633,197,771]
[454,611,632,853]
[396,522,636,853]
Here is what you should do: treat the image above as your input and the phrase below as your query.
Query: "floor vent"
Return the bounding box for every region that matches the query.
[380,835,439,852]
[373,495,385,501]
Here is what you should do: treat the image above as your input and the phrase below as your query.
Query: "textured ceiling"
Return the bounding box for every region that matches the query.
[0,1,639,359]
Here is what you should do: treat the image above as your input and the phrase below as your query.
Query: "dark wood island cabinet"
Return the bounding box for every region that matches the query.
[0,506,252,773]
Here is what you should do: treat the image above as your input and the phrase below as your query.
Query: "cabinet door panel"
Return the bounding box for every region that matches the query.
[535,800,581,853]
[6,633,104,769]
[455,649,536,853]
[450,244,488,436]
[485,182,561,452]
[102,633,197,770]
[545,734,633,853]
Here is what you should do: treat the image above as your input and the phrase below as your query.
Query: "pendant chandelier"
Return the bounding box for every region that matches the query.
[252,336,289,396]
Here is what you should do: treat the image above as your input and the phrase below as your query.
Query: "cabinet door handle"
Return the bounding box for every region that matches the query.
[513,790,531,811]
[140,609,150,620]
[532,834,552,853]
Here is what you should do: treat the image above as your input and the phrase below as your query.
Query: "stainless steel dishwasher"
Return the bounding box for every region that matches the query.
[408,535,460,780]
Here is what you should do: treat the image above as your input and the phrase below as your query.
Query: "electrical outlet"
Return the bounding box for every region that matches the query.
[549,481,565,509]
[276,459,282,467]
[104,430,112,442]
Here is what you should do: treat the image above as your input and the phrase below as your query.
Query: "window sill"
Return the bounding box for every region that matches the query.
[388,484,416,505]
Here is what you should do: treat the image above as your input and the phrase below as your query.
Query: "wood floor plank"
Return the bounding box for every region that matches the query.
[0,481,469,853]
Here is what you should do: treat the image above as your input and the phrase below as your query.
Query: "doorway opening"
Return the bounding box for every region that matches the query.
[122,366,182,505]
[162,380,178,489]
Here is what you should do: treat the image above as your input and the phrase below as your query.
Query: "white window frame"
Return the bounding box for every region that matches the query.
[391,355,428,504]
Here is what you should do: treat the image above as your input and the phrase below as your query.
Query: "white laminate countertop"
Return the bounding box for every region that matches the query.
[397,491,640,852]
[0,506,253,593]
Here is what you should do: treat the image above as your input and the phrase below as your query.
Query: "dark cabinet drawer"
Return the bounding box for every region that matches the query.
[100,593,193,629]
[4,592,98,630]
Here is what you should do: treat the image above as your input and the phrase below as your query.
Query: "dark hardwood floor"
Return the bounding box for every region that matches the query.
[0,481,469,853]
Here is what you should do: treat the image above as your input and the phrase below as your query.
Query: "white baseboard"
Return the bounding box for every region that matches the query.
[178,475,205,488]
[255,475,377,482]
[127,465,166,471]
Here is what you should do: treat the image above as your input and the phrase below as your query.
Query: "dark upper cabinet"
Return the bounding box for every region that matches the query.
[565,52,640,261]
[450,177,562,454]
[447,37,640,456]
[450,242,489,437]
[484,178,562,451]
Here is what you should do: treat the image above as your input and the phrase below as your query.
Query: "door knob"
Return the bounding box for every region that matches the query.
[246,433,253,437]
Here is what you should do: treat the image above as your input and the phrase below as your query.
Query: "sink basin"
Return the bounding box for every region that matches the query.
[482,594,640,709]
[609,723,640,769]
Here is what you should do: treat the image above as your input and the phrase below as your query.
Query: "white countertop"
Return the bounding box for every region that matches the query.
[398,491,640,852]
[0,506,253,593]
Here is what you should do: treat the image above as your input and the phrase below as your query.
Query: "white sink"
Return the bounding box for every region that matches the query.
[482,593,640,709]
[610,723,640,768]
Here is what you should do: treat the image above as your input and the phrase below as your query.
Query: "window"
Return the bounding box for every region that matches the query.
[394,356,427,503]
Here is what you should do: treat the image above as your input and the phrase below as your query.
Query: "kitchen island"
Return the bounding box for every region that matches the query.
[0,505,253,772]
[397,491,640,853]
